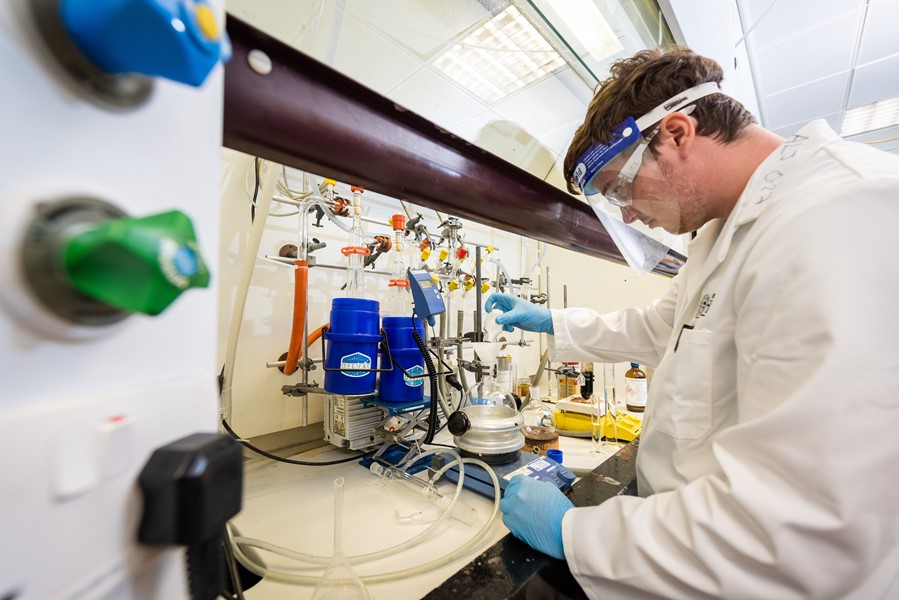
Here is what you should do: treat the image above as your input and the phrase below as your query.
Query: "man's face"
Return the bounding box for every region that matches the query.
[611,145,711,235]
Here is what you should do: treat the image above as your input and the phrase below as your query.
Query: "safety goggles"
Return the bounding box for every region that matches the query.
[572,81,722,207]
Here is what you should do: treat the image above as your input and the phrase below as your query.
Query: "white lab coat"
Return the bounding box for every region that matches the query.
[552,120,899,599]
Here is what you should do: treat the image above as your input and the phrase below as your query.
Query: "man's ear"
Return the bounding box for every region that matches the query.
[655,112,696,159]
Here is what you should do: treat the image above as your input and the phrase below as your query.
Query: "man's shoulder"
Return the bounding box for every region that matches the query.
[761,138,899,222]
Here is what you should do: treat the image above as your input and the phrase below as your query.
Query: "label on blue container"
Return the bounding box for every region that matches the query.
[403,365,425,387]
[340,352,372,377]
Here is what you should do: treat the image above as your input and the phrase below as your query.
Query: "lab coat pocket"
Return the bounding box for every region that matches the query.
[654,328,714,440]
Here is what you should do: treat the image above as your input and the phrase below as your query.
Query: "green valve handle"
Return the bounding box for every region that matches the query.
[63,210,210,316]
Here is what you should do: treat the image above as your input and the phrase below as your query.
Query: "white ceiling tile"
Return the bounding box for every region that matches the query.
[762,72,850,129]
[349,1,493,60]
[388,66,488,129]
[848,53,899,108]
[739,0,776,27]
[492,68,589,146]
[741,0,863,49]
[856,0,899,65]
[753,12,859,95]
[227,0,327,51]
[770,112,842,138]
[328,12,425,95]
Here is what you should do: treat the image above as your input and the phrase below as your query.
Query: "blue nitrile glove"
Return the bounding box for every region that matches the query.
[484,293,553,334]
[500,475,573,560]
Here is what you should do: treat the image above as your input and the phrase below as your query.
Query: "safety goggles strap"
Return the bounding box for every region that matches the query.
[634,81,721,132]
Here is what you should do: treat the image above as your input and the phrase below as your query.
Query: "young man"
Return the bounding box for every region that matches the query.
[486,47,899,598]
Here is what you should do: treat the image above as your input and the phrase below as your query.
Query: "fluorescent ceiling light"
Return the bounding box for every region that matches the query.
[433,5,567,104]
[841,95,899,137]
[546,0,623,63]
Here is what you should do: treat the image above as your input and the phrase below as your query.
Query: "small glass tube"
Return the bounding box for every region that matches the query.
[345,192,365,297]
[602,363,618,447]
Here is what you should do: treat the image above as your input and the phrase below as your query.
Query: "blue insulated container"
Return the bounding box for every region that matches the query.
[324,298,381,395]
[379,317,426,403]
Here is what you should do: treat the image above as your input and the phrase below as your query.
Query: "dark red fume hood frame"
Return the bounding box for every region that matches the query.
[221,16,684,275]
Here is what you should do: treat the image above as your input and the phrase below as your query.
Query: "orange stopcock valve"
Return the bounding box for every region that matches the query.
[391,214,406,232]
[455,247,469,260]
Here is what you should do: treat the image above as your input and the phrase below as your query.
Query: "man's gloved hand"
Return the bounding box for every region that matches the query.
[500,475,573,560]
[484,293,553,334]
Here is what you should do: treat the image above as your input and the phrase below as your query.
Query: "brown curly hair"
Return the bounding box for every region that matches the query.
[563,47,757,194]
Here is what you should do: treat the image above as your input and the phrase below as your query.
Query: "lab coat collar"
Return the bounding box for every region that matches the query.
[729,119,840,230]
[681,120,838,316]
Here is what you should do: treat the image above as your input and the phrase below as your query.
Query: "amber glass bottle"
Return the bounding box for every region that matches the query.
[624,363,647,412]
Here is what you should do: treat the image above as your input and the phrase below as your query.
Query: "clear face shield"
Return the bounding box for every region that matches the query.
[572,82,721,275]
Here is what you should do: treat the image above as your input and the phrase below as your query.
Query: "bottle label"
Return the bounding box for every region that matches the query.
[340,352,371,377]
[624,378,647,407]
[403,365,425,387]
[557,376,579,397]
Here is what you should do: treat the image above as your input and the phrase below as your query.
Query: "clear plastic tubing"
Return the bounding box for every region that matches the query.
[370,463,478,526]
[234,449,470,566]
[228,455,501,586]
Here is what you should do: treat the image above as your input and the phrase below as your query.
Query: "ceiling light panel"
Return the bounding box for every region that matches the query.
[433,5,566,104]
[545,0,622,63]
[841,95,899,136]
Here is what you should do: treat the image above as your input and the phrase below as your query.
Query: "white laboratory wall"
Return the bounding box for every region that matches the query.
[218,149,544,439]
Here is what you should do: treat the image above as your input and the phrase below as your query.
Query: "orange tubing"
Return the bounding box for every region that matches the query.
[305,324,327,349]
[282,260,308,376]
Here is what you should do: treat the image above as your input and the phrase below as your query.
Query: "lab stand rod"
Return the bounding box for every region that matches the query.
[475,245,482,342]
[456,310,469,393]
[545,266,551,384]
[301,176,311,426]
[222,16,684,275]
[438,312,449,406]
[266,358,322,369]
[545,266,551,310]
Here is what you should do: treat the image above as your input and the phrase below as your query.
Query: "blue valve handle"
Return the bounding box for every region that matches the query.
[60,0,230,87]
